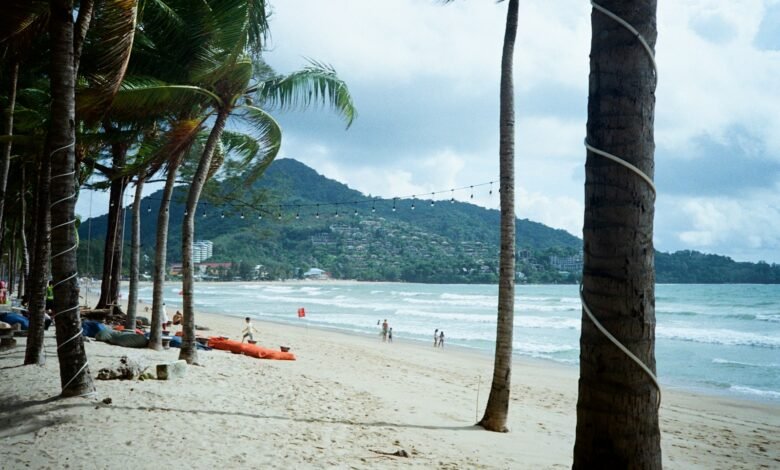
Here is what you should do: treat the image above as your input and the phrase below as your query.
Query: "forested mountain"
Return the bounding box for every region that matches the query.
[77,159,780,284]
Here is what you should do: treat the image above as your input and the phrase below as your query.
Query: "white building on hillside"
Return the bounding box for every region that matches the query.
[303,268,328,280]
[192,240,213,263]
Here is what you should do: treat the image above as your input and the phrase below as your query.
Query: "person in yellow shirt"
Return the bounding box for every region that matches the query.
[45,280,54,313]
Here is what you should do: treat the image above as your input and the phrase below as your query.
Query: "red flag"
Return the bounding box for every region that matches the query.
[297,307,306,318]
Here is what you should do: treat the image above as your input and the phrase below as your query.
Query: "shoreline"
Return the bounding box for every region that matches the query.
[135,283,780,407]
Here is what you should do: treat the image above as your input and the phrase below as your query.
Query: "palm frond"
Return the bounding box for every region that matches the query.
[78,77,219,124]
[221,129,260,163]
[230,104,281,185]
[256,59,356,128]
[78,0,140,119]
[0,0,48,45]
[206,0,269,59]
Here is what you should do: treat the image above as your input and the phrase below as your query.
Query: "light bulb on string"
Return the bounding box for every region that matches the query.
[430,192,435,206]
[277,206,282,220]
[489,182,493,196]
[335,210,340,218]
[411,201,415,210]
[296,211,300,220]
[147,206,151,213]
[202,211,207,218]
[240,213,245,219]
[258,213,263,220]
[470,186,474,199]
[315,204,320,219]
[354,208,358,217]
[184,209,188,216]
[411,196,416,210]
[450,189,455,204]
[221,212,225,219]
[392,198,396,212]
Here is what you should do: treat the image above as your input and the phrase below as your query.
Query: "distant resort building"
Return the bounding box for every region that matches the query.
[192,240,213,263]
[169,261,232,278]
[303,268,329,280]
[548,254,583,273]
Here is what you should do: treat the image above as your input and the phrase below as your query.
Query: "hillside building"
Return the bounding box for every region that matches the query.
[192,240,213,263]
[303,268,328,280]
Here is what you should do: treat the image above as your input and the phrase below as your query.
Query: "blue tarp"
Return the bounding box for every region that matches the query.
[0,313,29,330]
[167,336,211,350]
[82,320,107,338]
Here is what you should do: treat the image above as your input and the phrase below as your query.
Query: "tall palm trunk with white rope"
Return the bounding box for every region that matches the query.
[574,0,660,467]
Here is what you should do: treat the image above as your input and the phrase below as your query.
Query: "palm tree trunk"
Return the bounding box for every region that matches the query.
[179,108,230,364]
[48,0,95,397]
[73,0,94,76]
[18,165,29,299]
[478,0,517,433]
[96,171,128,313]
[8,217,17,296]
[24,153,51,366]
[125,176,144,329]
[573,1,660,467]
[24,159,40,304]
[0,61,19,263]
[149,161,179,350]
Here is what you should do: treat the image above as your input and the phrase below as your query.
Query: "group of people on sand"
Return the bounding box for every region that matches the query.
[379,319,393,343]
[433,329,445,348]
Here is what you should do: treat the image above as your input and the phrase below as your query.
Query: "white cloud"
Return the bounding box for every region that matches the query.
[517,187,583,237]
[663,188,780,262]
[656,1,780,155]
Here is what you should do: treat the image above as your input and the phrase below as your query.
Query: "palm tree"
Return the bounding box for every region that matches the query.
[573,1,661,467]
[477,0,517,433]
[124,173,143,329]
[48,0,95,396]
[23,153,50,366]
[173,0,356,363]
[149,121,200,349]
[0,61,19,249]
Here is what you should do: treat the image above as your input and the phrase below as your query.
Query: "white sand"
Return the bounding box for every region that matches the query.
[1,301,778,469]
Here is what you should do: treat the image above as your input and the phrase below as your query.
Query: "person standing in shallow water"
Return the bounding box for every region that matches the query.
[434,329,439,347]
[381,319,389,342]
[438,331,444,348]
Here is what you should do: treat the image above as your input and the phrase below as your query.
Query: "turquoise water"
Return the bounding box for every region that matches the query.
[127,282,780,402]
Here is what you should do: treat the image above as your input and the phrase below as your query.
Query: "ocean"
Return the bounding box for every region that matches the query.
[122,281,780,403]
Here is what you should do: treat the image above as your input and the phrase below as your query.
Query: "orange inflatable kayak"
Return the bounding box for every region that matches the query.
[207,337,296,360]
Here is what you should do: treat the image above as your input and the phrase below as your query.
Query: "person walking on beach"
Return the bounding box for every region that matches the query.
[382,319,389,342]
[439,331,445,348]
[241,317,257,343]
[388,328,393,343]
[434,329,439,347]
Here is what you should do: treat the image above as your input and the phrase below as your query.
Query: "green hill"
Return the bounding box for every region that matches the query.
[77,158,780,283]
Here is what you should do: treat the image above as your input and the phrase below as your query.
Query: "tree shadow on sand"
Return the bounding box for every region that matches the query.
[0,397,74,439]
[1,399,481,432]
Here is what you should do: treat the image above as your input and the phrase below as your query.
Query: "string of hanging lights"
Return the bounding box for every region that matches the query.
[141,178,503,221]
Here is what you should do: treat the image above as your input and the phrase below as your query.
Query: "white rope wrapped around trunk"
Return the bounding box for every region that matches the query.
[50,141,96,398]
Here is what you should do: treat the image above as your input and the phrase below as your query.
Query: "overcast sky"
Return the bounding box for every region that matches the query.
[76,0,780,263]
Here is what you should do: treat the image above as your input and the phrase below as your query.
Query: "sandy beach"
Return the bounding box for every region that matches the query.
[1,301,778,469]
